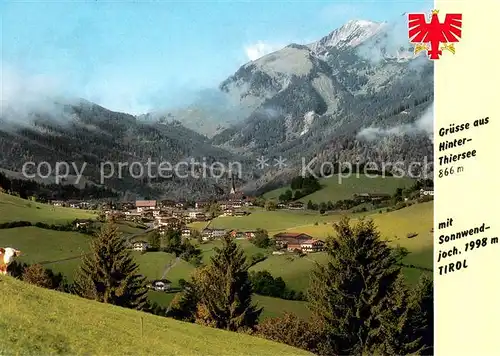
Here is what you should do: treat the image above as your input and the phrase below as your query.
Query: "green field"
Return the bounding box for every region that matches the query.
[263,174,415,203]
[0,276,310,355]
[207,207,357,233]
[148,291,311,321]
[1,193,432,321]
[0,192,96,224]
[0,227,90,280]
[198,239,271,263]
[250,253,329,292]
[286,202,434,267]
[0,226,310,321]
[250,202,433,289]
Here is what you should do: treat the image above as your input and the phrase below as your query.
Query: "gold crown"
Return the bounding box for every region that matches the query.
[431,9,439,15]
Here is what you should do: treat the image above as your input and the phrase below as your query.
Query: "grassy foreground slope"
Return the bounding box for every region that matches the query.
[0,277,311,355]
[0,192,95,224]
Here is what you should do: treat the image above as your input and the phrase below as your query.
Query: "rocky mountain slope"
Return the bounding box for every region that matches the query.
[1,15,433,198]
[209,15,433,191]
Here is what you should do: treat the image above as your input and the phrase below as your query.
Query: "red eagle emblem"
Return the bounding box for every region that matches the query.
[408,9,462,60]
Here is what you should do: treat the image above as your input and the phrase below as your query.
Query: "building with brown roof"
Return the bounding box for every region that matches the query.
[135,200,157,212]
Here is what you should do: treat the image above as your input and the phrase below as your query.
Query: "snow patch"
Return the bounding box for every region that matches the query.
[309,19,384,53]
[300,111,316,136]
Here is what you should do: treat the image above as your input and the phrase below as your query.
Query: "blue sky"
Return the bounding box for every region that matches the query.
[1,0,432,114]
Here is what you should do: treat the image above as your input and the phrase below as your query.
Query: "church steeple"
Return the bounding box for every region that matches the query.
[230,173,236,195]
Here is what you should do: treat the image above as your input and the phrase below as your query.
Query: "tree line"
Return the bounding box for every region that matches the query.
[0,171,117,202]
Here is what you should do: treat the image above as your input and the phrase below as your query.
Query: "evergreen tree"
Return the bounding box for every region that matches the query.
[409,274,434,355]
[73,223,148,311]
[167,278,201,323]
[148,231,161,251]
[376,273,433,355]
[191,229,203,244]
[194,236,262,331]
[307,217,405,355]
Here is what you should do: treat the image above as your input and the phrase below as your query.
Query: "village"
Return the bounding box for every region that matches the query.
[48,176,335,262]
[77,196,326,257]
[48,179,434,268]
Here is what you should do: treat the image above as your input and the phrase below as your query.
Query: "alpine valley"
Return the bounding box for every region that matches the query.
[0,14,433,200]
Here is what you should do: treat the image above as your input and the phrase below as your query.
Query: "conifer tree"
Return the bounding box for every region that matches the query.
[408,274,434,355]
[148,230,161,251]
[167,279,200,322]
[377,273,434,355]
[73,223,148,311]
[194,236,262,331]
[307,217,405,355]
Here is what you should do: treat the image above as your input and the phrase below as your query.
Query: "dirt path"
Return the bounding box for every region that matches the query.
[161,256,181,279]
[38,253,90,265]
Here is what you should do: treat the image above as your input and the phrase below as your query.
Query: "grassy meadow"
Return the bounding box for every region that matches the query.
[0,192,96,224]
[0,191,433,321]
[206,207,365,234]
[0,276,311,355]
[263,174,415,203]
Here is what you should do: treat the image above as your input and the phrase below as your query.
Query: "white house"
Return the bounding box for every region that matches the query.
[148,280,171,292]
[420,188,434,197]
[132,241,150,252]
[300,239,325,253]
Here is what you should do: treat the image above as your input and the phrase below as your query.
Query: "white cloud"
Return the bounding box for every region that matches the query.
[357,103,434,141]
[244,41,286,61]
[1,63,64,110]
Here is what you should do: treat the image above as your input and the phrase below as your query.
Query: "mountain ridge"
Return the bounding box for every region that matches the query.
[0,14,433,198]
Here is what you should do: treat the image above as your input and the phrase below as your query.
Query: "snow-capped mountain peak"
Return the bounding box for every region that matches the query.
[309,19,385,54]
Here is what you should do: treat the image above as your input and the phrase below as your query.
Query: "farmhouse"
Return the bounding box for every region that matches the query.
[287,202,305,210]
[51,200,64,207]
[227,230,245,239]
[131,241,150,252]
[353,193,391,202]
[187,210,207,221]
[181,227,192,238]
[420,188,434,197]
[68,200,82,209]
[148,279,171,292]
[160,200,176,208]
[135,200,157,213]
[119,202,135,211]
[175,201,187,209]
[73,219,92,229]
[244,230,259,239]
[243,196,255,206]
[124,211,142,221]
[202,228,228,241]
[156,217,184,229]
[299,239,325,253]
[273,232,312,248]
[286,239,325,253]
